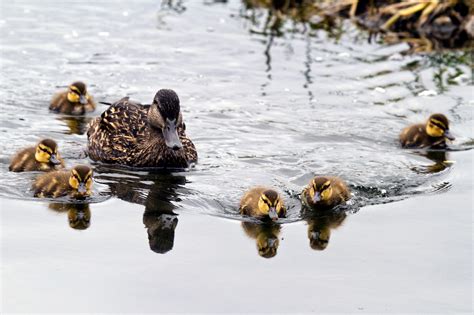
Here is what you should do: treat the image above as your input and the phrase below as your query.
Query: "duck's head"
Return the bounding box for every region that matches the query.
[148,89,183,151]
[35,139,61,165]
[309,227,330,250]
[66,81,89,105]
[308,177,333,204]
[256,233,279,258]
[426,113,455,141]
[257,189,284,221]
[68,165,93,198]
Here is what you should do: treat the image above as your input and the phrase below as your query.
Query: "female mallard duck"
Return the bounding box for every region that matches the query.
[399,113,455,149]
[9,139,64,172]
[50,81,96,114]
[301,176,350,210]
[239,187,286,221]
[33,165,93,199]
[87,89,197,168]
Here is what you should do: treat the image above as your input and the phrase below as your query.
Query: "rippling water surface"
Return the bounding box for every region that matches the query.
[1,0,473,313]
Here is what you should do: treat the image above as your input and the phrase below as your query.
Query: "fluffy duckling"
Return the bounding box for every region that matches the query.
[301,176,350,210]
[33,165,93,199]
[239,187,286,221]
[399,113,455,149]
[242,222,281,258]
[50,81,96,114]
[9,139,64,172]
[87,89,197,168]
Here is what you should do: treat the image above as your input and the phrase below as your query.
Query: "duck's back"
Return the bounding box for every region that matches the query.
[87,97,147,164]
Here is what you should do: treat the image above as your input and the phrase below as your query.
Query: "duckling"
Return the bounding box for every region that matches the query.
[33,165,93,199]
[50,81,96,114]
[9,139,64,172]
[301,176,350,210]
[399,113,455,149]
[87,89,197,168]
[241,222,281,258]
[239,187,286,221]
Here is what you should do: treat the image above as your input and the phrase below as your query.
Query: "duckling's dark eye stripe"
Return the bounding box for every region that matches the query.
[39,147,51,153]
[430,120,445,130]
[321,184,330,192]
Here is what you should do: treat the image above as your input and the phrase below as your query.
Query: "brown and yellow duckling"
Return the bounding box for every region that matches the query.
[50,81,96,114]
[239,187,286,221]
[301,176,350,210]
[399,113,455,149]
[33,165,93,199]
[9,139,64,172]
[87,89,197,168]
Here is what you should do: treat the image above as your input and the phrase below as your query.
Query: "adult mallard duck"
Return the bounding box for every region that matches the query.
[9,139,64,172]
[50,81,96,114]
[87,89,197,168]
[33,165,93,199]
[301,176,350,210]
[399,113,455,149]
[239,187,286,221]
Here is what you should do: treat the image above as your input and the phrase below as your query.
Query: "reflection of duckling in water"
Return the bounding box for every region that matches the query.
[412,150,453,174]
[56,115,94,135]
[48,203,91,230]
[301,176,350,210]
[239,187,286,221]
[33,165,93,199]
[50,81,96,114]
[399,113,455,149]
[143,211,178,254]
[9,139,64,172]
[241,222,281,258]
[304,210,347,251]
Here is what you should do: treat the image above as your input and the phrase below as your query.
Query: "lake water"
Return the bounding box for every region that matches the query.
[1,0,472,313]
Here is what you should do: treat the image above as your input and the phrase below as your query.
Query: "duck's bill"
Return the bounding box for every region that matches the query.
[49,154,61,165]
[79,95,88,105]
[312,192,321,203]
[163,119,183,150]
[78,183,87,194]
[444,130,455,141]
[268,207,278,221]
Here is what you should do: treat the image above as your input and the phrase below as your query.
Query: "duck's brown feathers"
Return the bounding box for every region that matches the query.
[87,97,197,168]
[33,170,72,198]
[302,176,350,210]
[9,147,64,172]
[50,91,96,114]
[399,124,446,148]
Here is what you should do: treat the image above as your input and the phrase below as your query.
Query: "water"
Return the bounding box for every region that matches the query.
[1,0,473,313]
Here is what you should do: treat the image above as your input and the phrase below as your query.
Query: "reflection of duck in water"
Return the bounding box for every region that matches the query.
[412,150,453,174]
[400,113,455,149]
[96,169,185,254]
[56,115,94,135]
[239,187,286,221]
[241,222,281,258]
[303,209,347,251]
[48,203,91,230]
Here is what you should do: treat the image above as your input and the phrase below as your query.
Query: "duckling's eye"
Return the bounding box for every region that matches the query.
[320,184,330,191]
[39,146,52,154]
[430,120,445,130]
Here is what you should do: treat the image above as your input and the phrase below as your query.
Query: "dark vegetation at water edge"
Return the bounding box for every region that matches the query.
[241,0,474,53]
